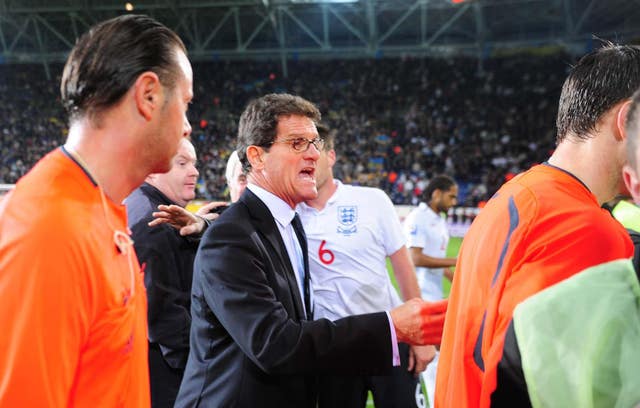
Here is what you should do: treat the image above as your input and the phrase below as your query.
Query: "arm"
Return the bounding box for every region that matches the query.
[196,218,394,375]
[149,202,229,236]
[389,245,421,300]
[409,246,457,269]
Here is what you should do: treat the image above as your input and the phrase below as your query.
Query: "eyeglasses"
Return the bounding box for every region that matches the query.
[267,137,325,153]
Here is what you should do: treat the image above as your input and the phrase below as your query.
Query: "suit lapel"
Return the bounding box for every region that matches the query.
[240,190,306,321]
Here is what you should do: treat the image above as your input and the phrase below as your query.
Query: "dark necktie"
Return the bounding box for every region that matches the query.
[291,213,312,320]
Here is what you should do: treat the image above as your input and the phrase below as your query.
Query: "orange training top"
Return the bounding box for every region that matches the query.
[0,148,150,407]
[436,164,633,408]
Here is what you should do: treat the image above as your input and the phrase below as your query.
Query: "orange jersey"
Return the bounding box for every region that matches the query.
[0,148,150,407]
[436,164,633,408]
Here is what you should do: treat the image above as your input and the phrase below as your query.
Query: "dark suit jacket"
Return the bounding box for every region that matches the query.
[175,189,392,408]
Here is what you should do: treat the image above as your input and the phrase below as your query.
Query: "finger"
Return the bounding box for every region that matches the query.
[201,212,219,221]
[180,225,197,236]
[422,299,448,315]
[156,204,174,212]
[148,218,162,227]
[196,201,229,216]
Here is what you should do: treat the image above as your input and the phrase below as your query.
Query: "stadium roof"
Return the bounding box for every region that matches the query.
[1,0,639,65]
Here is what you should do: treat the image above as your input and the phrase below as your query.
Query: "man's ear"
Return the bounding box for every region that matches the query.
[327,149,337,167]
[246,145,265,170]
[623,164,640,205]
[615,100,633,141]
[431,189,441,203]
[134,71,162,121]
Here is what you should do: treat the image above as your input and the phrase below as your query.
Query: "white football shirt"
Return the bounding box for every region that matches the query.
[297,180,404,320]
[403,202,450,301]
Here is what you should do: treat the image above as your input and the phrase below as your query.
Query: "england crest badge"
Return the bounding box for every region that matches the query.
[337,206,358,235]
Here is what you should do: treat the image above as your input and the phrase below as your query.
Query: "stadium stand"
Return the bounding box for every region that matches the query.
[0,54,567,205]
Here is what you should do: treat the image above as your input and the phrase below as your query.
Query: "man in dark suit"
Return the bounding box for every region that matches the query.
[175,93,447,408]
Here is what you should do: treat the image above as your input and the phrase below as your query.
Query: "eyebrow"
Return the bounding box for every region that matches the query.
[176,155,196,162]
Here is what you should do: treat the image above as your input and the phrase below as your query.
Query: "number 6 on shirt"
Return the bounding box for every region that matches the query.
[319,240,335,265]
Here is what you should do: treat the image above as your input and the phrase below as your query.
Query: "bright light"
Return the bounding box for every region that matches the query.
[125,2,134,11]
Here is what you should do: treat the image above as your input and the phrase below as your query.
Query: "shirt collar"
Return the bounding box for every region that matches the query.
[326,179,342,206]
[247,183,296,227]
[297,179,342,214]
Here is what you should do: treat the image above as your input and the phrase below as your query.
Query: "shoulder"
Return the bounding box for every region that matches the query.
[342,184,393,206]
[125,188,156,227]
[205,200,255,239]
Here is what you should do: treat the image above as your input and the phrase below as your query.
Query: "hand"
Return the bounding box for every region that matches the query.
[149,204,206,236]
[390,298,448,345]
[407,345,436,377]
[195,201,230,221]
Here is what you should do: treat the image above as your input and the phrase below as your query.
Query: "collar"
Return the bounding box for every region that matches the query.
[60,145,98,186]
[542,161,591,193]
[297,179,342,214]
[247,183,297,227]
[326,179,343,206]
[139,182,178,206]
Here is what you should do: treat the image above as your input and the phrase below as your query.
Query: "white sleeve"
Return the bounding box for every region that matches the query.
[404,209,427,249]
[375,190,406,256]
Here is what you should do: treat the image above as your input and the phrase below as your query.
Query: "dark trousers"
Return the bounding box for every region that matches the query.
[149,343,184,408]
[318,343,425,408]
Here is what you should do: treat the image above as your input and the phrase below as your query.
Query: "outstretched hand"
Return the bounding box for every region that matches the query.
[148,201,229,236]
[390,298,448,345]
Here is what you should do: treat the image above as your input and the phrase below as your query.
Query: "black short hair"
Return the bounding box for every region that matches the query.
[60,14,186,125]
[424,175,456,203]
[237,93,321,173]
[625,88,640,169]
[556,44,640,144]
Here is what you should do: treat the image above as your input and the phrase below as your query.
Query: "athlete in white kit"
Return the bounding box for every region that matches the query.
[403,174,458,408]
[297,123,435,408]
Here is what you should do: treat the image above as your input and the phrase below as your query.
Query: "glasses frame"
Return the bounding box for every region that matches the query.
[266,137,325,153]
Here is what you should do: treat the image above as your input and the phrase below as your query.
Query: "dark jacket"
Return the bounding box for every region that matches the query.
[175,189,392,408]
[127,182,198,369]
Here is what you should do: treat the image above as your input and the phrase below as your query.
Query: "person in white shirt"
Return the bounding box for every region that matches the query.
[403,174,458,408]
[297,123,435,408]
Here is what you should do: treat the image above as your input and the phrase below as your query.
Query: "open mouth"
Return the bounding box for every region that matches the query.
[300,167,315,181]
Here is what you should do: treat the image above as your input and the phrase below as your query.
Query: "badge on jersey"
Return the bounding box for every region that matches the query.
[337,205,358,235]
[408,224,417,235]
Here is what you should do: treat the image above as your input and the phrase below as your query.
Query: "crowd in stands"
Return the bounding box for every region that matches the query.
[0,53,570,205]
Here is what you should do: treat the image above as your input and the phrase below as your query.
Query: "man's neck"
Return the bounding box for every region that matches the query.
[547,136,618,205]
[305,178,338,210]
[65,124,147,204]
